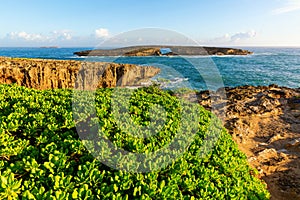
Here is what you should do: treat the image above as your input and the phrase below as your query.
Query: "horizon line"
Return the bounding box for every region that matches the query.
[1,45,300,48]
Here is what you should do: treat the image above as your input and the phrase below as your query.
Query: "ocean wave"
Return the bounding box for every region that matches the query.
[169,77,189,83]
[153,77,190,89]
[253,52,276,56]
[67,55,83,59]
[253,52,300,56]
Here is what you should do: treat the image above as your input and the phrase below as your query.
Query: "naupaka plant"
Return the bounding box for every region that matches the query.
[0,84,270,199]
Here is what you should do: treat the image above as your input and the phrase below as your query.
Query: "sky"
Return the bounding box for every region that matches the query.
[0,0,300,47]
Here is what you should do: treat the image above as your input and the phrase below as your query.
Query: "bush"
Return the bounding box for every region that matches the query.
[0,84,270,199]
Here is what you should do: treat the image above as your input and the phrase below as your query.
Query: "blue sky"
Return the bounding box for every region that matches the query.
[0,0,300,47]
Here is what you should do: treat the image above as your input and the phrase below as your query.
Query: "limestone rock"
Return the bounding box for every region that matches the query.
[174,84,300,199]
[0,57,160,90]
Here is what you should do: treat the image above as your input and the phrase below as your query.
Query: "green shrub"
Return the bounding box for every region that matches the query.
[0,84,270,199]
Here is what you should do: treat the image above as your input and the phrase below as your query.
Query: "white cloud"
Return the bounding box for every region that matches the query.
[95,28,109,38]
[208,34,230,44]
[2,29,111,47]
[208,30,256,45]
[230,30,256,42]
[7,30,73,42]
[272,0,300,14]
[51,30,73,40]
[8,31,44,41]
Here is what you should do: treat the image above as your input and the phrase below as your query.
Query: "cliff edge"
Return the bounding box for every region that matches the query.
[0,57,160,90]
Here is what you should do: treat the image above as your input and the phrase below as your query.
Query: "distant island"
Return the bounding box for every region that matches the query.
[74,45,253,57]
[40,46,59,48]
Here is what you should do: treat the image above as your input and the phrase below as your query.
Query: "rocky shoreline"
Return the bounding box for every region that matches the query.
[74,45,252,57]
[176,85,300,200]
[0,57,160,90]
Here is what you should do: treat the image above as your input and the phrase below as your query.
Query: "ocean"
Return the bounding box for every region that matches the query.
[0,47,299,91]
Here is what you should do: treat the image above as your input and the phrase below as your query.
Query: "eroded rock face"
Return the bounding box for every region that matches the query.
[0,57,160,90]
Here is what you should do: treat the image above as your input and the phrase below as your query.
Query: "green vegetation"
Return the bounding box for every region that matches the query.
[0,84,270,199]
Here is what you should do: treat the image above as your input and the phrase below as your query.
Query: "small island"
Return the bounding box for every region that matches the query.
[74,45,253,57]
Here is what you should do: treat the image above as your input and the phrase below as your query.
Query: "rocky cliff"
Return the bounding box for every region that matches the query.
[0,57,160,90]
[74,46,252,57]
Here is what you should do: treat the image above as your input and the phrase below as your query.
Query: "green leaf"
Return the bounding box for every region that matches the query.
[22,190,36,200]
[113,184,118,192]
[72,189,78,199]
[160,180,165,190]
[0,176,7,188]
[11,179,22,190]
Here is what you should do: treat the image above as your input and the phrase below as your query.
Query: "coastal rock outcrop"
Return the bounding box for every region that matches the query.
[74,46,252,57]
[0,57,160,90]
[175,85,300,200]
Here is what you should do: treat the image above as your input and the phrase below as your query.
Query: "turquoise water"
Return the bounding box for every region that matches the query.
[0,47,299,90]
